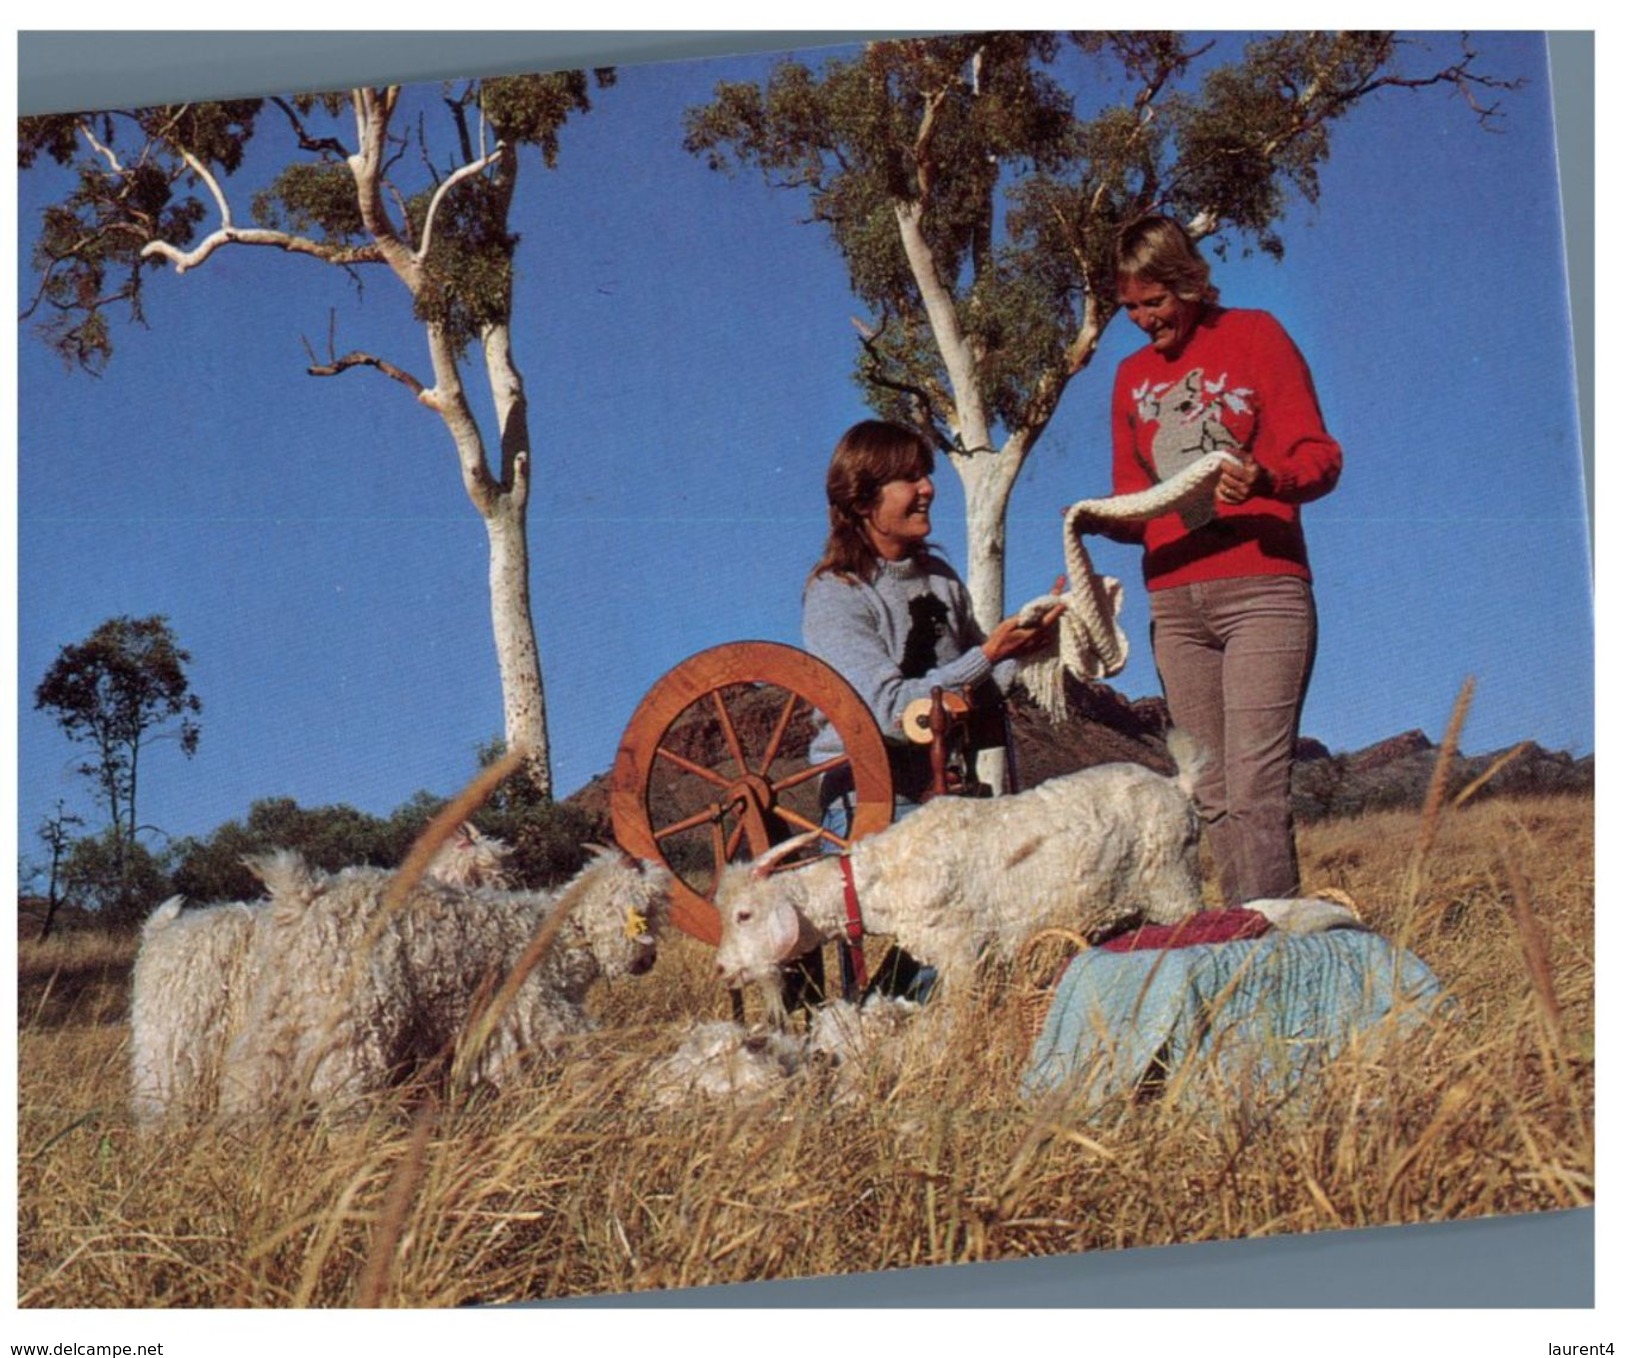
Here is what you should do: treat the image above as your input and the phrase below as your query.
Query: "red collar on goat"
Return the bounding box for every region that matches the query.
[839,855,869,992]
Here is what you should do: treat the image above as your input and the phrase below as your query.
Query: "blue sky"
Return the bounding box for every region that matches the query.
[14,30,1592,861]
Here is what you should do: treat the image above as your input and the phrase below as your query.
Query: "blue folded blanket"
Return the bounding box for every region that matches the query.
[1020,930,1449,1110]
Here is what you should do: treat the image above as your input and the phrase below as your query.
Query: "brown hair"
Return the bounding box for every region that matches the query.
[1115,215,1220,306]
[808,420,935,585]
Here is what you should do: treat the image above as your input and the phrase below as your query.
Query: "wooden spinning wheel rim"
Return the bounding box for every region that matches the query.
[609,641,894,945]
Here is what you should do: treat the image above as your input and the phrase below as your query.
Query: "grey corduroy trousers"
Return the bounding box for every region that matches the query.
[1150,575,1318,907]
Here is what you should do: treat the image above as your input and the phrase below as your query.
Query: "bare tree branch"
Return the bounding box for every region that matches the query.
[390,183,416,248]
[349,88,368,148]
[349,86,420,284]
[76,120,126,175]
[416,143,506,265]
[447,95,475,165]
[142,227,384,274]
[851,313,953,446]
[269,96,350,157]
[911,86,951,201]
[306,348,437,407]
[175,145,235,227]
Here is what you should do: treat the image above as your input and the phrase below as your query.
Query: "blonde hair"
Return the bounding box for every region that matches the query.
[809,420,935,585]
[1116,215,1220,306]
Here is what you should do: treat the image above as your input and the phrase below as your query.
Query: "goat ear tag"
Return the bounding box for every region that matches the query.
[623,908,648,941]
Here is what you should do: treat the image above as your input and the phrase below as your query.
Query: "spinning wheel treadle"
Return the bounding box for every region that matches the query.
[609,642,894,946]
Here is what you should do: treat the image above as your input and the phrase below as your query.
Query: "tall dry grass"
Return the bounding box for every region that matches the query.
[16,786,1592,1307]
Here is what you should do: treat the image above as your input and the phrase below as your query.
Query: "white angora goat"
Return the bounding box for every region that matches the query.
[714,735,1203,1002]
[133,844,669,1124]
[216,846,671,1118]
[130,822,516,1126]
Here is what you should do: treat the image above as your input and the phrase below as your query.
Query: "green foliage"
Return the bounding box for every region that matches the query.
[17,114,82,170]
[61,830,173,931]
[34,615,202,848]
[688,36,1069,322]
[141,101,263,174]
[1165,33,1397,247]
[388,69,614,350]
[506,801,607,888]
[168,796,412,904]
[284,90,350,120]
[384,789,451,853]
[19,105,260,371]
[480,69,612,168]
[166,742,612,905]
[19,74,612,369]
[469,737,612,887]
[26,156,203,371]
[403,178,518,351]
[252,162,365,241]
[686,31,1509,448]
[685,35,1086,440]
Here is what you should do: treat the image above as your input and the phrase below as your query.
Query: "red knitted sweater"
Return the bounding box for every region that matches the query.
[1109,306,1342,591]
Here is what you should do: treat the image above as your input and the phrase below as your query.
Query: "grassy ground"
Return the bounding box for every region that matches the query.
[15,791,1593,1307]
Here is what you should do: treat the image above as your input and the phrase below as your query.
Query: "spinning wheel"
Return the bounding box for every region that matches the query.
[609,642,894,945]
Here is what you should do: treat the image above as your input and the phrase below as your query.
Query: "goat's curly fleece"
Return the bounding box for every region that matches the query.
[714,735,1204,1002]
[130,897,269,1125]
[131,847,670,1124]
[130,825,516,1125]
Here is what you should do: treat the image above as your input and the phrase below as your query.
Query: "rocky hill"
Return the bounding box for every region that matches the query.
[568,671,1591,832]
[1008,677,1592,822]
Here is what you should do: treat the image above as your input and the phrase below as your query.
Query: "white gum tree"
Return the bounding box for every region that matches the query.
[685,31,1514,634]
[21,73,614,798]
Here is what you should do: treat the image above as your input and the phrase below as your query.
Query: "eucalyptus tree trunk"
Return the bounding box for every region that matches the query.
[948,448,1014,634]
[896,141,1093,791]
[417,304,552,797]
[478,323,551,796]
[347,93,554,796]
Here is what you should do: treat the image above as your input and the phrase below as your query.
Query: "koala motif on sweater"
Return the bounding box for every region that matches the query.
[1134,368,1254,529]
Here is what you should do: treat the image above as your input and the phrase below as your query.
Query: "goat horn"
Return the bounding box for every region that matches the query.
[751,829,825,879]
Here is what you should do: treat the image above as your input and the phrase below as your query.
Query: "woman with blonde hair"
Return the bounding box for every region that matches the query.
[1109,214,1342,906]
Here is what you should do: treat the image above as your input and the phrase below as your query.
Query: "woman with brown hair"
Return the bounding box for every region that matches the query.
[799,418,1060,1000]
[803,419,1058,799]
[1109,215,1342,906]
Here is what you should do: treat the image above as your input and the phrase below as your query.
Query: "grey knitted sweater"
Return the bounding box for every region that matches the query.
[802,553,1016,797]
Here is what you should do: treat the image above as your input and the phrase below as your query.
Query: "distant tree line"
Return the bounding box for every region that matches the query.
[26,615,605,934]
[165,777,605,910]
[31,772,607,936]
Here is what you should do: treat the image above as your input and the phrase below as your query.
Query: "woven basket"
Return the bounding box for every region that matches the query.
[1014,927,1090,1040]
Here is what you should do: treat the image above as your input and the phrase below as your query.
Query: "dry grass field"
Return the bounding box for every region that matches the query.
[15,789,1593,1308]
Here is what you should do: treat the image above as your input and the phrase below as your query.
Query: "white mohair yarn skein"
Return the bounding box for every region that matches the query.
[1016,450,1242,721]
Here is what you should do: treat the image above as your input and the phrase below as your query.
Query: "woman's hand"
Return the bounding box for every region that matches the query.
[982,588,1066,664]
[1215,454,1268,506]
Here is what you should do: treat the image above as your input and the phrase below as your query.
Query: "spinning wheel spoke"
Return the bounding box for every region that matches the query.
[770,755,850,797]
[653,803,726,842]
[653,745,733,788]
[757,691,802,775]
[711,689,751,776]
[723,816,748,863]
[771,804,825,839]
